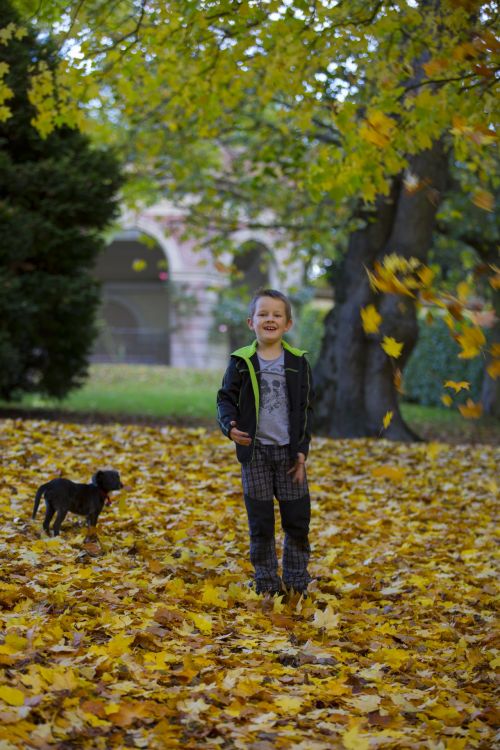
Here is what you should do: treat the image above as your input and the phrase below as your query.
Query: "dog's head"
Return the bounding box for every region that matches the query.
[92,470,124,492]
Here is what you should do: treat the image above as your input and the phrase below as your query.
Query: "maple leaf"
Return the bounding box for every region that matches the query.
[393,368,403,393]
[1,418,498,748]
[381,336,404,358]
[472,189,494,211]
[444,380,470,393]
[458,399,483,419]
[342,723,370,750]
[312,605,339,632]
[486,359,500,380]
[382,411,393,430]
[372,465,406,481]
[441,394,453,407]
[0,685,25,706]
[456,326,486,359]
[360,304,382,334]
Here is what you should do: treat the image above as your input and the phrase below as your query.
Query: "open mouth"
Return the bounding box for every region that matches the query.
[264,326,277,331]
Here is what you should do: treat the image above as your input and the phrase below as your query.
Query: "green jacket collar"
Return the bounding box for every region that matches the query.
[231,339,307,359]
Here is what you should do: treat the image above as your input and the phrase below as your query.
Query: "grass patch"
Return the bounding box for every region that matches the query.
[1,364,498,443]
[401,402,500,444]
[0,364,223,422]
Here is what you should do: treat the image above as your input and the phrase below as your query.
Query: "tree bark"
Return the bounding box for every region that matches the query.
[314,141,449,441]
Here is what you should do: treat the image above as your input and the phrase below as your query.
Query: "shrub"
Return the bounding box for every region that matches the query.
[403,318,485,407]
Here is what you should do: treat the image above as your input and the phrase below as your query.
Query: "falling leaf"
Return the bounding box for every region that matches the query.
[441,394,453,407]
[403,171,421,193]
[444,380,470,393]
[214,260,232,274]
[457,326,486,359]
[456,281,470,301]
[381,336,404,358]
[393,368,403,393]
[472,189,494,212]
[382,411,393,430]
[486,359,500,380]
[360,305,382,334]
[458,399,483,419]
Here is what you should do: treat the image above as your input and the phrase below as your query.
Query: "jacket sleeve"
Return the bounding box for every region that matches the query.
[216,358,241,439]
[297,357,314,458]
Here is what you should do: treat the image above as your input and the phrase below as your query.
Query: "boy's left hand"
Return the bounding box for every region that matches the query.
[287,453,306,483]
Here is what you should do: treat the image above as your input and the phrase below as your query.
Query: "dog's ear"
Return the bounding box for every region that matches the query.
[92,471,104,486]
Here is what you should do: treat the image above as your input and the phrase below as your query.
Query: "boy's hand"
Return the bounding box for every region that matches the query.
[287,453,306,483]
[229,421,252,446]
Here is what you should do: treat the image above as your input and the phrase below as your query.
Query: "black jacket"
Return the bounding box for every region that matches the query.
[217,339,313,464]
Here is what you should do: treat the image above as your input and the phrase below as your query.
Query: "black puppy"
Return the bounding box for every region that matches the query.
[32,470,123,536]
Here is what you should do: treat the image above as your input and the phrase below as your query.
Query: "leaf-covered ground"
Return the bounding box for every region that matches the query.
[0,419,498,750]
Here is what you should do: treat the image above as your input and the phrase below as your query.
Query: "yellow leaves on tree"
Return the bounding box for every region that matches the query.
[359,110,396,149]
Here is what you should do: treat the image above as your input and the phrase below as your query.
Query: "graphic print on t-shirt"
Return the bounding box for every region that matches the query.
[257,351,290,445]
[261,373,287,413]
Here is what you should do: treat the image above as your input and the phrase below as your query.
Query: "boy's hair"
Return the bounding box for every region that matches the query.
[248,288,292,322]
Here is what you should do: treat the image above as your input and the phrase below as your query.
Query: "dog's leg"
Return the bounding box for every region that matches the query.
[52,509,68,536]
[43,503,56,535]
[87,511,100,530]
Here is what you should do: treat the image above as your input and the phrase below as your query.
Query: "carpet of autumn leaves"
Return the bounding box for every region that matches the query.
[0,419,498,750]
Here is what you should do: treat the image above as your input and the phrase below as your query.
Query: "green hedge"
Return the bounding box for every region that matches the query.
[403,318,485,407]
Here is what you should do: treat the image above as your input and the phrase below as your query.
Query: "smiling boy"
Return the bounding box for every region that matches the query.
[217,289,313,597]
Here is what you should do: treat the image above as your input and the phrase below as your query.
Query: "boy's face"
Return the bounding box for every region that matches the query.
[248,296,292,345]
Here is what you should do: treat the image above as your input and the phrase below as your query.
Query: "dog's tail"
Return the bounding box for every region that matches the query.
[33,483,50,519]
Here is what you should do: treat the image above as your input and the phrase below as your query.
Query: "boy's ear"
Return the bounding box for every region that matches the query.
[285,317,293,332]
[247,317,254,330]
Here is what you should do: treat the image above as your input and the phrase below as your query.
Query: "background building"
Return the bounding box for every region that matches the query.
[92,201,301,369]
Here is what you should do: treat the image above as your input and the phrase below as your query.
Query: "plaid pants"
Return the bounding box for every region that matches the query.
[241,442,311,593]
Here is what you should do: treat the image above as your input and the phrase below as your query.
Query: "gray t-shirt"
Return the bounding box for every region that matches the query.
[256,350,290,445]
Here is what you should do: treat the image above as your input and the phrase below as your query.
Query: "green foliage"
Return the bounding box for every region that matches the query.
[210,294,252,350]
[9,1,497,261]
[403,318,485,408]
[0,0,123,400]
[294,303,329,368]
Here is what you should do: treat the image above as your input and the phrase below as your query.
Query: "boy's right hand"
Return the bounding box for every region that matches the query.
[229,421,252,446]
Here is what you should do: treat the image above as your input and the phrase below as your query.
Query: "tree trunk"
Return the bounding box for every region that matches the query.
[481,292,499,418]
[314,142,449,441]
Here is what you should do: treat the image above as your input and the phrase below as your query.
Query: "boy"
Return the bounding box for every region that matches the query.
[217,289,313,597]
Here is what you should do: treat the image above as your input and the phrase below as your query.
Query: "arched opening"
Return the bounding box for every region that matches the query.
[217,240,271,351]
[92,229,171,364]
[233,240,270,292]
